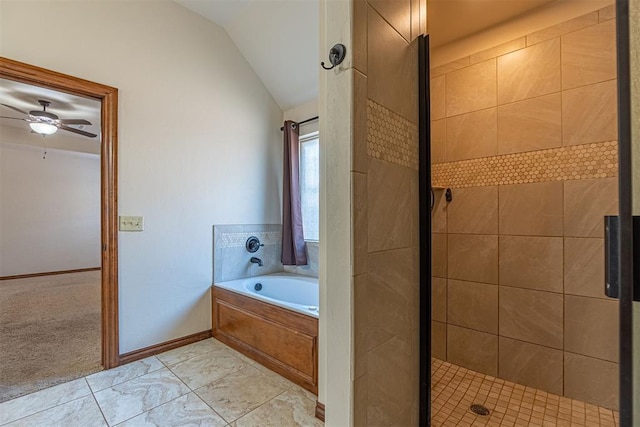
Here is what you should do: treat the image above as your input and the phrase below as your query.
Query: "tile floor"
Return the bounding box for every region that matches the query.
[0,338,322,427]
[431,358,620,427]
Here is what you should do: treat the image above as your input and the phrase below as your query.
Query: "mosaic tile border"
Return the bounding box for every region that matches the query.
[217,231,281,248]
[367,99,419,170]
[432,141,618,189]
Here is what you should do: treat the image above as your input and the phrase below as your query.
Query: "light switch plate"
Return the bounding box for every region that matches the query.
[119,215,144,231]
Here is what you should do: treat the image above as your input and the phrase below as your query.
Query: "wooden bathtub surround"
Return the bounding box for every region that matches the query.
[211,286,318,394]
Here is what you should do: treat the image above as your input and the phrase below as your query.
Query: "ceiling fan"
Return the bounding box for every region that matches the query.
[0,100,97,138]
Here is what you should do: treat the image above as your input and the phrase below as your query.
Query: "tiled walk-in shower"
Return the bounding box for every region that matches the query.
[431,358,620,427]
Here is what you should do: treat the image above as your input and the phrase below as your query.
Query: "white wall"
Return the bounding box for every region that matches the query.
[0,0,283,353]
[0,141,101,276]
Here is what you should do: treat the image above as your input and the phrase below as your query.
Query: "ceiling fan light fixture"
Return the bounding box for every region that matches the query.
[29,122,58,135]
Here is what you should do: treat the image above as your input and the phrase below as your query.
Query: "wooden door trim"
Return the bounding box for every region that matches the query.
[0,57,120,369]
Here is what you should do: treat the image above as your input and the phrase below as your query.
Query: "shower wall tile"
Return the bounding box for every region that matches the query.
[353,172,368,276]
[354,374,367,426]
[353,70,368,173]
[564,295,619,362]
[499,287,563,349]
[446,108,498,161]
[367,249,414,350]
[599,4,616,22]
[354,274,368,379]
[367,159,412,251]
[431,75,446,120]
[355,0,419,423]
[431,119,446,164]
[447,279,498,334]
[367,336,414,427]
[561,19,617,90]
[368,0,411,42]
[410,0,420,42]
[497,39,561,104]
[432,321,447,360]
[352,0,367,74]
[498,337,563,395]
[499,236,563,293]
[564,238,606,299]
[525,11,598,46]
[497,93,562,155]
[432,233,447,278]
[562,79,618,146]
[431,278,447,322]
[431,56,469,78]
[431,189,447,233]
[213,224,283,283]
[564,353,619,410]
[564,177,618,238]
[499,181,563,236]
[446,186,498,235]
[447,234,498,284]
[445,59,497,116]
[469,37,525,65]
[367,6,417,123]
[447,325,498,376]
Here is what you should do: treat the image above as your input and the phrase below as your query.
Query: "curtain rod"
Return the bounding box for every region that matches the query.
[280,116,319,131]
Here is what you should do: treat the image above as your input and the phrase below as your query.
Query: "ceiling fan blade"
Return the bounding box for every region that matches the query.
[0,103,29,116]
[57,124,98,138]
[0,116,27,121]
[58,118,92,125]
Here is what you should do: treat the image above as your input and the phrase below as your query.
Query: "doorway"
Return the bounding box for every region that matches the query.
[0,57,119,398]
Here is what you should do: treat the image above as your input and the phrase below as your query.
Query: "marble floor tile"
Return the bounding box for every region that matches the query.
[195,365,289,422]
[0,378,91,425]
[168,349,249,390]
[231,389,322,427]
[93,368,190,426]
[86,357,164,393]
[156,339,222,367]
[5,396,106,427]
[116,393,226,427]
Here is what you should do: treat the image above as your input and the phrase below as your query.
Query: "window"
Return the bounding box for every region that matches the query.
[300,132,319,241]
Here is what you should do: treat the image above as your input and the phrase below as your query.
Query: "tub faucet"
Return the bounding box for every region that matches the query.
[250,257,263,267]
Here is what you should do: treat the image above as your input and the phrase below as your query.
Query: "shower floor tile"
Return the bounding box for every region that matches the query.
[431,358,619,427]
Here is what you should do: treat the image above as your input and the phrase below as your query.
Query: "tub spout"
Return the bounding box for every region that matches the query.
[250,257,263,267]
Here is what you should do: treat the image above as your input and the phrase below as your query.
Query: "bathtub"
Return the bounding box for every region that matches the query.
[213,274,319,318]
[211,273,319,394]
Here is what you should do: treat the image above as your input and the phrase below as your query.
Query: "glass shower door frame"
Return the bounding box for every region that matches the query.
[615,1,636,426]
[418,33,432,426]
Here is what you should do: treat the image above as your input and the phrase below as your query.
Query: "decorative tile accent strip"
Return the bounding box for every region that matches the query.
[218,231,281,248]
[432,141,618,188]
[367,99,418,170]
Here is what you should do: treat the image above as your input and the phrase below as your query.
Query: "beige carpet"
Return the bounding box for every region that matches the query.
[0,271,103,403]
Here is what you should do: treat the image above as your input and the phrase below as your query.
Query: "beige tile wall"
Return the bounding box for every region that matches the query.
[352,0,424,424]
[430,6,620,410]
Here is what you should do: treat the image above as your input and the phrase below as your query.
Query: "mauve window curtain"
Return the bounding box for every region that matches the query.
[281,120,308,266]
